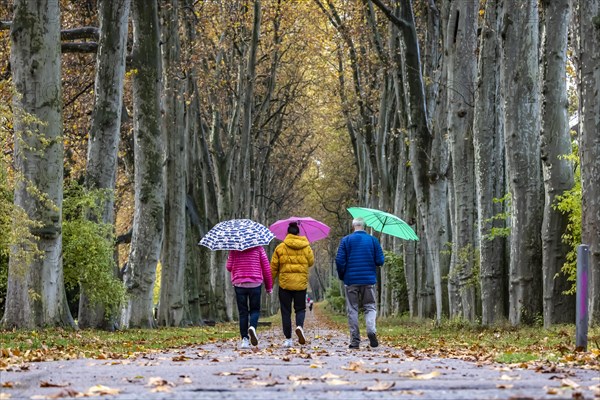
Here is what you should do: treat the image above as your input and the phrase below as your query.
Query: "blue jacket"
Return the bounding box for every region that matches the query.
[335,231,385,285]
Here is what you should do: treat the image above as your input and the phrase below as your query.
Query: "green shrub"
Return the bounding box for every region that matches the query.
[62,182,125,317]
[553,145,580,294]
[324,283,345,313]
[384,250,409,312]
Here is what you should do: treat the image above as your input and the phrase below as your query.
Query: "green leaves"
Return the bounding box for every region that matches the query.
[62,182,125,316]
[553,147,581,295]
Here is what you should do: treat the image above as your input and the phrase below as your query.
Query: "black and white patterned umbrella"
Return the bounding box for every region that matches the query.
[198,219,275,251]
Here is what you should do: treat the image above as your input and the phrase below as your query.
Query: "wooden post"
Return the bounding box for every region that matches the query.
[576,244,589,351]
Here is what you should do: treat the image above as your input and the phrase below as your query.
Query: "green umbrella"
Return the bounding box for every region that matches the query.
[347,207,419,241]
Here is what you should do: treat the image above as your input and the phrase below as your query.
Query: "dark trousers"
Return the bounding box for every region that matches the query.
[279,287,307,339]
[234,285,262,339]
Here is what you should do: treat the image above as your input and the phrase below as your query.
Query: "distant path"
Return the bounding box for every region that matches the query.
[1,310,598,399]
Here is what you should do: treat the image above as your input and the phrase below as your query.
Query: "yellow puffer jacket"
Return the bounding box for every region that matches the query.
[270,234,315,291]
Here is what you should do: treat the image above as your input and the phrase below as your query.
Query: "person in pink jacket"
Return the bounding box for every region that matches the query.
[226,246,273,349]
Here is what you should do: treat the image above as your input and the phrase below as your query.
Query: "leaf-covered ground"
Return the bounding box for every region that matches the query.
[1,304,598,370]
[1,305,599,399]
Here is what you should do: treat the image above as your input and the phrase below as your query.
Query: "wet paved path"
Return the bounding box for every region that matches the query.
[1,311,598,399]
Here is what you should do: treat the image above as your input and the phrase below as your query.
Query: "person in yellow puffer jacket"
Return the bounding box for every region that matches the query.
[270,222,314,348]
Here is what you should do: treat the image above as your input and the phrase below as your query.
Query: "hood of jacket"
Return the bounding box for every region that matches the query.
[283,234,311,250]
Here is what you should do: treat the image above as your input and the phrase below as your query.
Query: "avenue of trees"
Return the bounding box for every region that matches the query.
[0,0,598,330]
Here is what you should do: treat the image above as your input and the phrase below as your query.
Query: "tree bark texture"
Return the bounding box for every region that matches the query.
[445,0,478,321]
[79,0,131,330]
[121,0,165,329]
[540,0,576,327]
[473,0,507,326]
[501,0,544,325]
[3,0,74,329]
[577,0,600,325]
[157,0,187,328]
[397,0,448,323]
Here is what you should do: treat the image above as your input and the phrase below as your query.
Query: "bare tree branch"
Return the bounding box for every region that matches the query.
[368,0,411,29]
[60,27,99,41]
[61,42,98,53]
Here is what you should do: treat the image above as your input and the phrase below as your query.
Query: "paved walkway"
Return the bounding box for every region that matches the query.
[1,311,598,399]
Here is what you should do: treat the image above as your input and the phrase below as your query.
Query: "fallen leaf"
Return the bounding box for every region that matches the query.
[326,379,351,386]
[288,375,311,381]
[1,382,15,388]
[151,385,172,393]
[342,361,364,371]
[496,384,514,389]
[398,390,424,396]
[249,380,278,387]
[411,371,440,380]
[39,380,69,388]
[545,387,560,394]
[500,374,520,381]
[147,377,172,387]
[560,378,580,389]
[86,385,121,396]
[0,393,11,399]
[320,373,340,380]
[366,381,395,391]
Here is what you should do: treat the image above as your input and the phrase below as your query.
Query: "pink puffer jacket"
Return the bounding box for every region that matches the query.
[226,246,273,292]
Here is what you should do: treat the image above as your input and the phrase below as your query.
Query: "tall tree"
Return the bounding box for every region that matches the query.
[158,0,187,327]
[445,0,478,321]
[79,0,131,329]
[539,0,575,326]
[121,0,165,328]
[501,0,544,325]
[473,0,507,326]
[2,0,74,329]
[370,0,449,322]
[576,0,600,324]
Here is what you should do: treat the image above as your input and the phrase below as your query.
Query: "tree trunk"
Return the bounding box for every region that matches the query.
[79,0,130,330]
[540,0,575,327]
[121,0,165,329]
[2,0,74,329]
[158,0,187,327]
[473,0,507,326]
[397,0,448,323]
[501,0,544,325]
[576,0,600,325]
[445,0,478,321]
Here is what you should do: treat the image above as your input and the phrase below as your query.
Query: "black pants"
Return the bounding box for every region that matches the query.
[279,287,307,339]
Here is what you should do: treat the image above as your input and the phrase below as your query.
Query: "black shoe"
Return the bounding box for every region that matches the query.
[367,332,379,348]
[349,342,359,349]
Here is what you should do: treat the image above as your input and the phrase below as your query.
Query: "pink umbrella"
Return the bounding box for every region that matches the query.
[269,216,331,243]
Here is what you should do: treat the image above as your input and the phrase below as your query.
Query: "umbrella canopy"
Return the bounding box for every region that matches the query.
[347,207,419,241]
[269,216,331,243]
[198,219,275,251]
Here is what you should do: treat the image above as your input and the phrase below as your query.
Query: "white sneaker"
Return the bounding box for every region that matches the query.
[248,326,258,346]
[295,326,306,345]
[283,338,293,348]
[240,337,250,349]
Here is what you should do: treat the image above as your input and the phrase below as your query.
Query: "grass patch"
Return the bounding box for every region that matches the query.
[0,323,238,363]
[317,303,600,368]
[495,352,538,364]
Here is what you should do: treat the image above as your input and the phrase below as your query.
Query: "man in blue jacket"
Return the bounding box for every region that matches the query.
[335,217,385,349]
